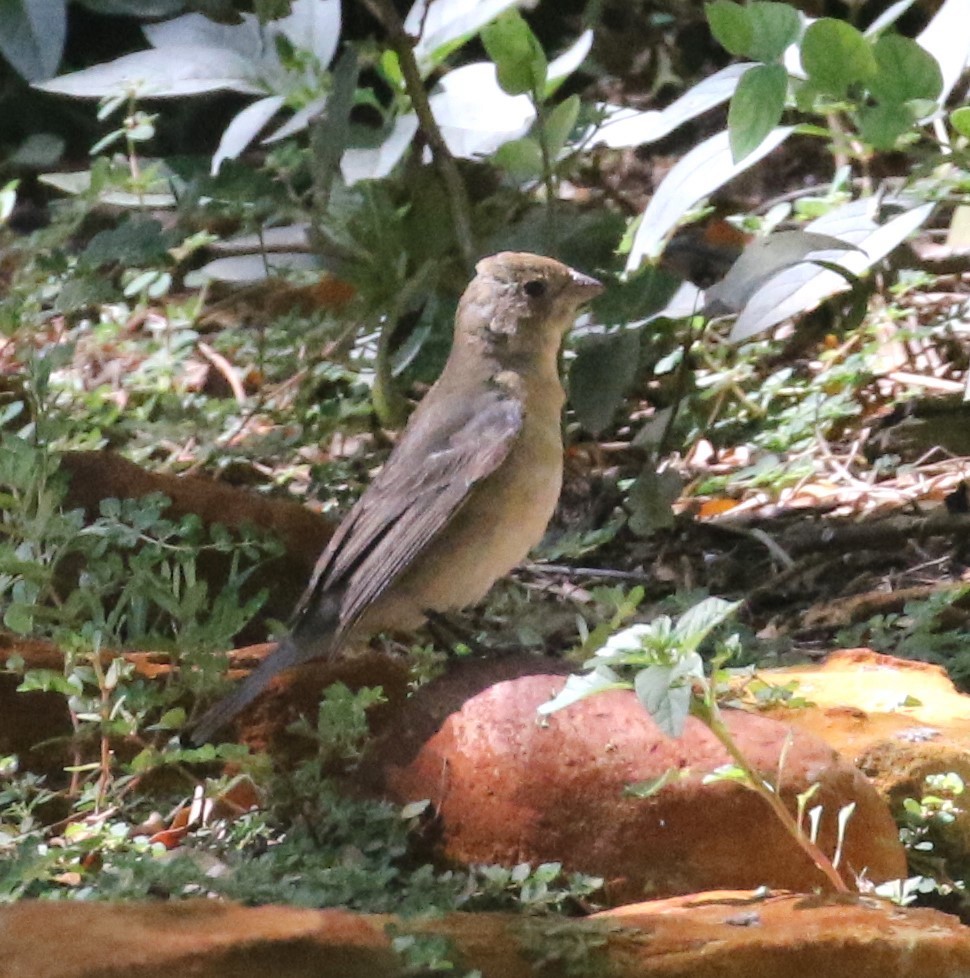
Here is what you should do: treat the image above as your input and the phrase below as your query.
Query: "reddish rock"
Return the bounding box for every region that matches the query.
[2,892,968,978]
[753,649,970,873]
[365,664,906,902]
[60,450,335,631]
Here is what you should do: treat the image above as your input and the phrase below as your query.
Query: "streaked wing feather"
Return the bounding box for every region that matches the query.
[293,392,523,635]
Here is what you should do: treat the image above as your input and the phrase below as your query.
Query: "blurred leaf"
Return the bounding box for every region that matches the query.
[481,9,547,96]
[543,94,581,158]
[627,465,682,536]
[706,230,860,315]
[493,137,544,180]
[80,218,172,268]
[728,63,787,162]
[0,0,66,81]
[869,33,943,104]
[801,19,876,97]
[728,197,934,341]
[626,126,793,269]
[858,102,917,150]
[745,2,801,62]
[707,1,753,58]
[569,329,641,435]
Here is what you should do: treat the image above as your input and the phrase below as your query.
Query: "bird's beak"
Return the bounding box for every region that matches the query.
[568,268,604,303]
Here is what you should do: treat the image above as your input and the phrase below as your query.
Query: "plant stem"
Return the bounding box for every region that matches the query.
[704,703,850,893]
[360,0,475,271]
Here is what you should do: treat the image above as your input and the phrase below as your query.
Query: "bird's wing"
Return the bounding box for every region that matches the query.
[292,387,524,636]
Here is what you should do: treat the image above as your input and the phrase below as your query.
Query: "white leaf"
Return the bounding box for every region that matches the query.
[706,231,860,315]
[625,126,794,271]
[864,0,916,36]
[407,0,521,73]
[277,0,341,68]
[263,95,328,143]
[645,281,705,322]
[144,12,265,59]
[37,46,263,97]
[211,95,285,175]
[39,168,177,207]
[184,252,321,287]
[430,62,535,159]
[916,0,970,104]
[547,29,594,86]
[210,223,311,253]
[340,113,419,184]
[536,666,626,716]
[590,64,753,150]
[729,198,934,341]
[0,0,66,81]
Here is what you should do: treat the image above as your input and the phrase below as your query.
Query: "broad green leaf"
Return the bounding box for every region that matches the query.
[869,33,943,104]
[952,106,970,137]
[858,101,916,150]
[569,329,640,435]
[746,2,801,62]
[706,1,753,58]
[672,597,741,653]
[728,63,787,162]
[493,137,544,180]
[543,94,581,158]
[481,10,547,96]
[627,465,682,536]
[634,662,696,738]
[801,19,876,96]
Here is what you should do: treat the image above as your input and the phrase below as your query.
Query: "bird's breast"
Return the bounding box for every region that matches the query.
[363,375,565,629]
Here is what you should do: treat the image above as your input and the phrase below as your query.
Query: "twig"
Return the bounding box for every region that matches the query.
[198,341,247,405]
[520,563,654,585]
[360,0,475,270]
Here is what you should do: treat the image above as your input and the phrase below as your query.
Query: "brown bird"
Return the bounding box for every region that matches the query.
[190,252,602,743]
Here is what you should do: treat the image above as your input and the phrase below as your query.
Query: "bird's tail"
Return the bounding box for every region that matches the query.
[187,635,309,746]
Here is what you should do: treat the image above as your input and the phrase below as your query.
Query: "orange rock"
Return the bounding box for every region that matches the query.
[754,648,970,869]
[365,663,905,902]
[1,892,967,978]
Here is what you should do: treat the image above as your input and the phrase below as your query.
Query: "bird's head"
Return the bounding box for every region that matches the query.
[456,252,603,362]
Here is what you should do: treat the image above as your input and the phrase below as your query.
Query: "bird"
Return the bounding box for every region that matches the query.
[189,252,603,743]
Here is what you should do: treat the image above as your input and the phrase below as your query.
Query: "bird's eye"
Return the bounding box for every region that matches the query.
[523,279,547,298]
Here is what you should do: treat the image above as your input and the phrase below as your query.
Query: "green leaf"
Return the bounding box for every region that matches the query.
[3,604,33,635]
[634,663,693,737]
[746,2,801,62]
[868,33,943,105]
[672,597,741,653]
[543,94,581,158]
[569,329,640,435]
[728,63,788,162]
[951,106,970,138]
[858,101,916,149]
[537,665,627,716]
[481,10,547,96]
[706,1,753,58]
[627,465,682,536]
[801,19,877,97]
[493,137,544,180]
